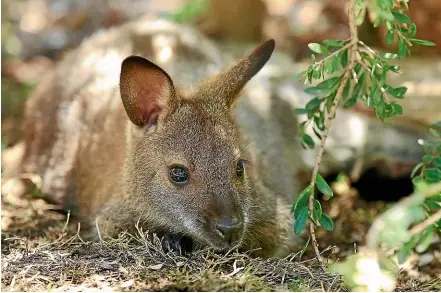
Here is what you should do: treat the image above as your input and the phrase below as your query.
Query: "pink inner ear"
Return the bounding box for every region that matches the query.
[135,93,161,126]
[120,56,174,127]
[133,77,165,126]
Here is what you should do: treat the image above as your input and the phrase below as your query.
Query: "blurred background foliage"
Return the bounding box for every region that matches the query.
[2,0,441,148]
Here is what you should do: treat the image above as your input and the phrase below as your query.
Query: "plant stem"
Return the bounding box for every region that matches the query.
[410,209,441,237]
[394,27,413,47]
[316,42,352,66]
[308,0,359,270]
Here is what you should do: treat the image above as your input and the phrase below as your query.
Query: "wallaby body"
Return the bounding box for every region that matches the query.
[19,17,302,257]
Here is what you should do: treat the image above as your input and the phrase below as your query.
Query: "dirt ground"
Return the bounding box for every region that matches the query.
[1,186,440,292]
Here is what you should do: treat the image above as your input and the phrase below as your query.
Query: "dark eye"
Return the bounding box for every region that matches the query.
[169,165,189,185]
[236,159,245,177]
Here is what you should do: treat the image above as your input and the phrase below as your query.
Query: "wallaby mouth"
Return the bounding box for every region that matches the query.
[203,213,246,251]
[181,212,246,251]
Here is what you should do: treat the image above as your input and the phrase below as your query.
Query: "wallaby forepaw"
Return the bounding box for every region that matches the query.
[161,234,193,256]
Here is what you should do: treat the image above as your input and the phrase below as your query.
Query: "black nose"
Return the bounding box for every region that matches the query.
[214,216,242,244]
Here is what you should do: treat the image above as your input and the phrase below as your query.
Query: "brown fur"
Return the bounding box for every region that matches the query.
[18,18,301,257]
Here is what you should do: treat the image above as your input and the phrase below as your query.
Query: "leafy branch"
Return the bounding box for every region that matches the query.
[292,0,437,273]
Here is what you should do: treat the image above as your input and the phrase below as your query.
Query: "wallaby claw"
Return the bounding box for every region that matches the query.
[161,234,193,256]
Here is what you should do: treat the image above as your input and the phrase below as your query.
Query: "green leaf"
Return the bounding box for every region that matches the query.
[373,17,383,28]
[344,96,358,108]
[385,85,407,98]
[412,175,423,186]
[375,100,386,118]
[316,173,333,197]
[325,93,334,113]
[378,67,387,87]
[397,242,412,264]
[292,186,313,217]
[319,214,334,231]
[408,23,417,37]
[316,76,340,90]
[312,68,321,79]
[312,127,322,140]
[391,102,403,115]
[386,30,395,44]
[409,38,436,47]
[411,162,424,178]
[429,128,441,138]
[425,199,441,210]
[388,65,401,73]
[356,2,366,26]
[304,87,322,95]
[170,0,208,23]
[433,158,441,168]
[378,9,394,22]
[431,121,441,129]
[430,194,441,202]
[416,227,434,253]
[340,50,349,68]
[423,155,433,164]
[381,52,397,59]
[386,21,394,31]
[302,133,315,148]
[306,97,322,112]
[324,60,333,74]
[331,55,339,72]
[371,86,381,104]
[294,108,307,115]
[313,199,322,221]
[423,168,441,183]
[307,67,314,84]
[315,112,325,131]
[391,11,411,24]
[383,103,394,118]
[308,43,329,54]
[323,39,344,48]
[398,39,407,59]
[294,209,308,235]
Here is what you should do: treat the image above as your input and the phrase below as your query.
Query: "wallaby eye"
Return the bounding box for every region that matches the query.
[169,165,189,185]
[236,159,245,177]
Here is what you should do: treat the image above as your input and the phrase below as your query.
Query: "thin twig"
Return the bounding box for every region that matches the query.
[358,40,382,59]
[62,210,71,233]
[95,217,103,242]
[410,209,441,236]
[316,42,352,65]
[394,27,413,47]
[308,0,359,271]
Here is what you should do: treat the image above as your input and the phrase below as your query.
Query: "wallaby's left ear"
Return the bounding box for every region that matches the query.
[199,39,275,107]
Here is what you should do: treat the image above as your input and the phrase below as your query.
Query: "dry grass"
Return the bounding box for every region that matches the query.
[1,195,440,292]
[1,198,343,292]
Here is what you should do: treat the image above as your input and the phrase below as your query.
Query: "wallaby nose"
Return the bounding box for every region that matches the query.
[214,216,243,244]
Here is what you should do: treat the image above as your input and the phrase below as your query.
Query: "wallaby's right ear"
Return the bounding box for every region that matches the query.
[120,56,175,127]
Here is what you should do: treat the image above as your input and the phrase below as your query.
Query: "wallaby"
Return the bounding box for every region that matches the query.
[17,17,302,257]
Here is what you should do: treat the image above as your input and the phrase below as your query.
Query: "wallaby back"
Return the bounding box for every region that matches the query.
[19,16,302,257]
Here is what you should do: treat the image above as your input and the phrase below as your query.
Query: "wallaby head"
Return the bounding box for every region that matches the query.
[119,39,275,250]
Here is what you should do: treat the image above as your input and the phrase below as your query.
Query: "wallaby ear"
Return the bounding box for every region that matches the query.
[120,56,175,127]
[199,39,275,107]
